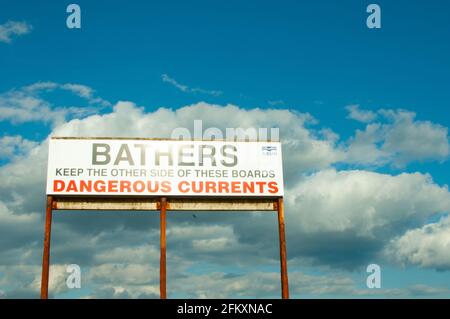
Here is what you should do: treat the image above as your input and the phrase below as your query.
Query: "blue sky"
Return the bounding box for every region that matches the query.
[1,0,450,298]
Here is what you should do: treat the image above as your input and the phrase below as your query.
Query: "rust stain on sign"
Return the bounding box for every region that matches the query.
[52,197,278,211]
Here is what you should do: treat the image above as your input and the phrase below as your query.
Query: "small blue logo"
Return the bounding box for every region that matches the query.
[262,146,277,155]
[262,146,277,152]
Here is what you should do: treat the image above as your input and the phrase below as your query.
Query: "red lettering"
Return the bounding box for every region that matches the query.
[231,181,241,193]
[218,181,229,193]
[133,181,145,192]
[161,181,171,193]
[108,180,118,192]
[79,180,92,192]
[205,181,217,193]
[242,182,255,193]
[178,181,190,193]
[53,180,65,192]
[120,181,131,192]
[268,181,278,194]
[255,181,265,193]
[147,181,159,193]
[94,180,106,192]
[66,180,78,192]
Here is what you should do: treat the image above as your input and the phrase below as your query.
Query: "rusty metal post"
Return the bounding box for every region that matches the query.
[41,195,53,299]
[160,197,167,299]
[277,197,289,299]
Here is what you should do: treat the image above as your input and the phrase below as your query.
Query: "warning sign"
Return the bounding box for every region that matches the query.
[46,138,284,197]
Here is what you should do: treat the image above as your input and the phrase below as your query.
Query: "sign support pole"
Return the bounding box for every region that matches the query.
[41,195,53,299]
[160,197,167,299]
[277,197,289,299]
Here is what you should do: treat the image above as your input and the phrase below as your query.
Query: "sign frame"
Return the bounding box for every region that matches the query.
[40,138,289,299]
[46,137,284,197]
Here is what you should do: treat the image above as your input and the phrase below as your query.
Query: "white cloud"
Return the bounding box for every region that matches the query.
[406,284,450,296]
[0,90,61,124]
[0,200,41,265]
[0,21,32,43]
[385,215,450,270]
[161,74,189,92]
[24,82,111,107]
[88,263,160,287]
[23,82,59,92]
[79,270,358,299]
[167,271,359,298]
[29,264,72,295]
[346,123,390,166]
[0,82,110,126]
[380,109,449,166]
[0,135,37,160]
[85,286,158,299]
[346,105,377,123]
[161,271,448,298]
[161,74,223,96]
[94,246,160,264]
[169,224,246,253]
[0,201,39,229]
[60,83,111,107]
[287,169,450,238]
[76,268,450,298]
[0,265,41,298]
[346,109,449,167]
[0,136,49,216]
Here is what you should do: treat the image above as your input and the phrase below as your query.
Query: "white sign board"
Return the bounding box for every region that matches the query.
[46,138,284,197]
